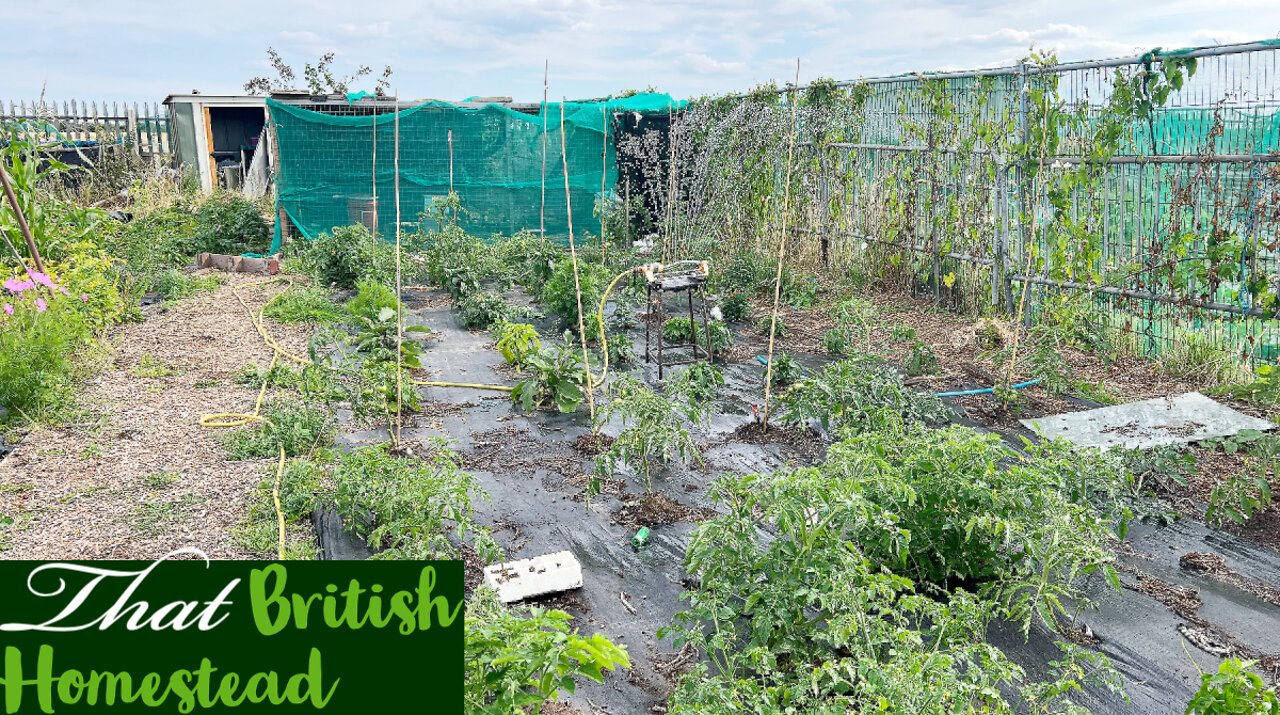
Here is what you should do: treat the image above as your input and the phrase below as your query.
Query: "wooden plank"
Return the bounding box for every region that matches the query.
[204,104,217,188]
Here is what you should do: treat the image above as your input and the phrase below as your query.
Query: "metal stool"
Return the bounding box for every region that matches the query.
[642,261,712,379]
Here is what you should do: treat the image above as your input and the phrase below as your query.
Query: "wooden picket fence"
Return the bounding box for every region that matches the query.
[0,98,171,162]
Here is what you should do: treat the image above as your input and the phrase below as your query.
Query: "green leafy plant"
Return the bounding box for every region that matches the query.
[223,401,333,460]
[1073,379,1124,405]
[767,352,802,386]
[663,317,734,355]
[833,297,877,347]
[511,333,588,413]
[190,193,271,256]
[0,274,89,420]
[262,285,344,324]
[131,354,172,378]
[780,353,950,433]
[1206,471,1273,527]
[890,325,917,342]
[1185,658,1280,714]
[494,322,542,368]
[1205,431,1277,527]
[755,315,788,339]
[661,462,1125,713]
[667,363,723,425]
[904,341,940,377]
[781,272,818,309]
[719,254,766,294]
[326,440,498,560]
[605,333,634,366]
[595,375,701,492]
[1119,443,1194,518]
[151,270,222,302]
[0,129,105,261]
[539,259,609,340]
[465,588,629,714]
[825,425,1124,635]
[288,224,393,289]
[823,328,849,356]
[493,231,562,287]
[345,279,398,321]
[457,292,511,330]
[719,293,751,322]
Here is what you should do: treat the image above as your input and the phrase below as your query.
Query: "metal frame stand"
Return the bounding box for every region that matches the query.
[643,277,712,379]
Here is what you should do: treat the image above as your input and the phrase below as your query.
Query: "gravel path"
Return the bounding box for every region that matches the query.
[0,273,314,559]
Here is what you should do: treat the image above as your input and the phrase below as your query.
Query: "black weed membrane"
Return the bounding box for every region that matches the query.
[314,290,1280,715]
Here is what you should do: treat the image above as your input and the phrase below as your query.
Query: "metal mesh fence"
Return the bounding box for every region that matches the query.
[664,40,1280,365]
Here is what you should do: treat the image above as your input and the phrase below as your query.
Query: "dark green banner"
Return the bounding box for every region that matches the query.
[0,552,462,713]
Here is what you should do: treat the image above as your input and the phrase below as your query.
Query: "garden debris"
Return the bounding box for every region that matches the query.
[1021,392,1274,450]
[612,492,713,530]
[483,550,584,603]
[464,426,583,476]
[573,432,616,455]
[620,591,637,615]
[1180,551,1280,607]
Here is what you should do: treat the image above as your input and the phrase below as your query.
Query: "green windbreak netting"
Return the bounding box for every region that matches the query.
[266,93,681,249]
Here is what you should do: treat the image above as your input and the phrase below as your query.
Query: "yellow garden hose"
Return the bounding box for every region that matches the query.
[590,267,642,389]
[199,278,297,559]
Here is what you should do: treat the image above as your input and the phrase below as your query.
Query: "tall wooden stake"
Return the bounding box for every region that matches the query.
[561,99,596,424]
[541,60,548,236]
[600,98,608,262]
[0,165,43,274]
[762,59,802,431]
[394,92,403,444]
[448,129,454,194]
[371,98,378,236]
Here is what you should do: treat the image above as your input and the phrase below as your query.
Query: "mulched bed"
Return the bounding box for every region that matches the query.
[464,426,584,476]
[1180,551,1280,607]
[573,432,616,456]
[612,491,715,530]
[727,421,826,463]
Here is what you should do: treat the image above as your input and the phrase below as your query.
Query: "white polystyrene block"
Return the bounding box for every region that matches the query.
[483,550,583,603]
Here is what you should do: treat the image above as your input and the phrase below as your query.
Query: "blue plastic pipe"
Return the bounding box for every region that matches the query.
[935,378,1042,397]
[754,355,1042,398]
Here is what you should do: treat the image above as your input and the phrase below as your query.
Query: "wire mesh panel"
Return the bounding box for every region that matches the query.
[669,40,1280,365]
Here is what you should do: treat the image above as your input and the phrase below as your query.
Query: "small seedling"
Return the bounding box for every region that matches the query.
[140,470,179,488]
[890,325,917,342]
[132,355,172,378]
[768,353,802,387]
[905,342,940,377]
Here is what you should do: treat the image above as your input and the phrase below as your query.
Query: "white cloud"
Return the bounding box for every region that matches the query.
[5,0,1280,104]
[679,53,749,75]
[337,22,392,38]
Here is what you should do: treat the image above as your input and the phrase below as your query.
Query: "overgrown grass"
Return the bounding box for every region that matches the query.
[223,401,333,460]
[150,269,222,301]
[231,456,325,559]
[262,285,344,324]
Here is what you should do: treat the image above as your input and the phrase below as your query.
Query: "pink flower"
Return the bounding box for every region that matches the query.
[59,286,70,296]
[28,271,56,290]
[34,298,47,313]
[81,293,89,302]
[3,278,28,294]
[2,303,12,315]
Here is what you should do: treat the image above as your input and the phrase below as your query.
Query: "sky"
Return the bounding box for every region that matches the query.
[4,0,1280,106]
